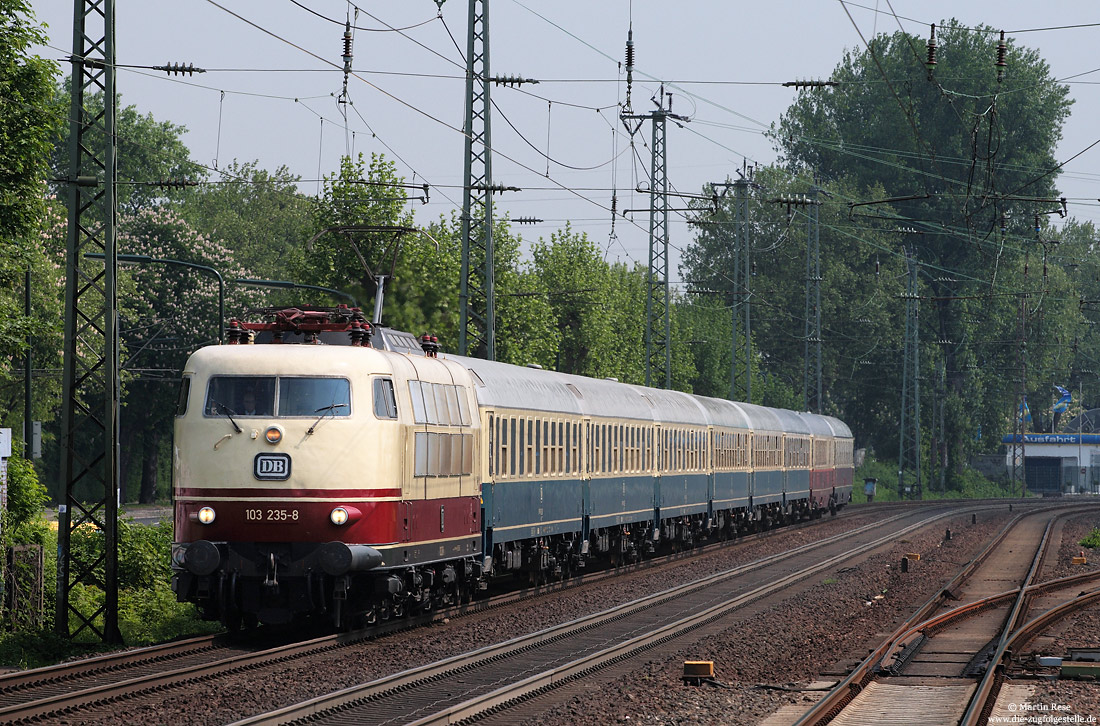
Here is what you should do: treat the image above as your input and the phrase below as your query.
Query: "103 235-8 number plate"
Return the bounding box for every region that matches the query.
[245,508,299,523]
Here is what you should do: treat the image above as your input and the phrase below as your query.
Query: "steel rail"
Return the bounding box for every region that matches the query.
[0,506,902,722]
[878,568,1100,675]
[791,503,1099,726]
[960,512,1093,725]
[0,632,223,695]
[229,508,960,726]
[958,586,1100,726]
[0,501,1024,722]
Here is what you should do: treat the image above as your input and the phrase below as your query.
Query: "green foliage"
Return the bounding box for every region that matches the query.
[853,453,1019,503]
[1079,528,1100,550]
[118,581,219,645]
[0,1,62,429]
[49,84,205,215]
[296,153,420,319]
[0,628,107,670]
[69,518,175,590]
[0,516,214,662]
[1,454,50,545]
[178,160,313,283]
[527,226,651,381]
[680,24,1076,484]
[939,467,1020,500]
[852,455,902,503]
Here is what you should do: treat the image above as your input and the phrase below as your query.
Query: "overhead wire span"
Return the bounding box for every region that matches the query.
[288,0,437,32]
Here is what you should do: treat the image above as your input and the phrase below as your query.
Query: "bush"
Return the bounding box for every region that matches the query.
[852,454,1020,503]
[119,581,219,644]
[852,456,901,503]
[0,628,103,670]
[2,455,50,546]
[66,517,174,590]
[1081,528,1100,550]
[0,510,217,665]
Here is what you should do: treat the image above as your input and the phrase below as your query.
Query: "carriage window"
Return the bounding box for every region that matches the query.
[510,417,517,476]
[526,418,534,474]
[373,378,398,419]
[278,377,350,417]
[205,376,276,417]
[413,432,474,477]
[414,432,428,476]
[423,383,439,423]
[518,418,526,476]
[535,419,542,475]
[488,414,495,477]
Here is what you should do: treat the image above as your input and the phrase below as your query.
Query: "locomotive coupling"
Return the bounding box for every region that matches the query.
[317,542,385,576]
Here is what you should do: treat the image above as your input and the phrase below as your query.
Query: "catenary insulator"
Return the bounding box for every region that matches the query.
[623,27,635,112]
[342,20,353,73]
[995,30,1007,82]
[925,24,937,70]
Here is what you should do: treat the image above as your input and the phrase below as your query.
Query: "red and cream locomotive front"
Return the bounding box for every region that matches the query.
[171,344,409,625]
[172,321,486,629]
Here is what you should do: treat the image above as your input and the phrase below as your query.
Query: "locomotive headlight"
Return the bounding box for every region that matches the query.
[264,426,283,444]
[195,506,216,525]
[330,507,350,526]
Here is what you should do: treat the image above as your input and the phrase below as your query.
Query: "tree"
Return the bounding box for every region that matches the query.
[0,0,60,396]
[764,23,1073,484]
[178,160,313,283]
[49,84,204,215]
[527,226,674,386]
[297,153,421,324]
[682,167,906,424]
[115,209,263,502]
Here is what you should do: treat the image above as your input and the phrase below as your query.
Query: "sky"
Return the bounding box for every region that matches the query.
[30,1,1100,279]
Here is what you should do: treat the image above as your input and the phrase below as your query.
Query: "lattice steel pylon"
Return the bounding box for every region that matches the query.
[730,178,751,401]
[898,248,922,500]
[458,0,495,360]
[803,185,822,413]
[621,88,685,390]
[645,109,670,388]
[57,0,121,642]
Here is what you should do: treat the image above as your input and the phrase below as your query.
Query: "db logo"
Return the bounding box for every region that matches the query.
[254,453,291,480]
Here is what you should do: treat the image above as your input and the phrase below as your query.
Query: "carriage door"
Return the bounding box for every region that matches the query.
[482,410,495,556]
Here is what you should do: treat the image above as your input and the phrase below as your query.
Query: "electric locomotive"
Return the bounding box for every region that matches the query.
[170,307,853,628]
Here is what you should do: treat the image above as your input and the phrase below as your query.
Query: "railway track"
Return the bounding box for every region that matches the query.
[0,500,1037,724]
[226,505,967,725]
[0,503,883,723]
[790,503,1100,726]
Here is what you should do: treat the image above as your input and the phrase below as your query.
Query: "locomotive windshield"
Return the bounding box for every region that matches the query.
[204,376,350,417]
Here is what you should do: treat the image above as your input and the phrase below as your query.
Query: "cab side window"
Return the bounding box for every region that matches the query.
[175,377,191,417]
[373,378,398,419]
